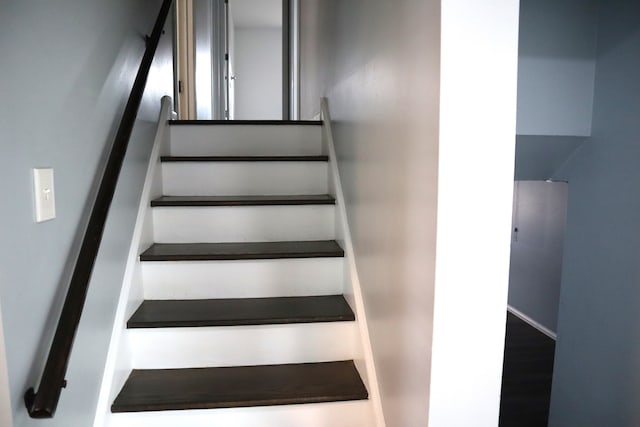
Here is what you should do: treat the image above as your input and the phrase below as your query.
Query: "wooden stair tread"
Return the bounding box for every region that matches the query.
[127,295,355,328]
[111,361,368,413]
[169,119,322,126]
[161,155,328,162]
[140,240,344,261]
[151,194,335,206]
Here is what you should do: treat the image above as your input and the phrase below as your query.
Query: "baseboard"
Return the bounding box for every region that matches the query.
[93,96,173,427]
[507,305,557,340]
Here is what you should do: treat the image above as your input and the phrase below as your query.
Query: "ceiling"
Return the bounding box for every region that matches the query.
[230,0,282,29]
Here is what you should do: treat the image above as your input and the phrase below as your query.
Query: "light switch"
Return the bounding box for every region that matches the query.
[33,168,56,222]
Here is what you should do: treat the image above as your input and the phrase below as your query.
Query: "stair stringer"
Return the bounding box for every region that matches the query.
[92,96,174,427]
[321,98,387,427]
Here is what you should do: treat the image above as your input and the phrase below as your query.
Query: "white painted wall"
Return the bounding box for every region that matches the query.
[302,0,440,423]
[508,181,568,334]
[516,0,599,136]
[300,0,519,425]
[0,1,174,425]
[428,2,519,426]
[233,28,282,119]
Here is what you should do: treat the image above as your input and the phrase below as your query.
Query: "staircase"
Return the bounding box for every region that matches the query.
[107,120,374,427]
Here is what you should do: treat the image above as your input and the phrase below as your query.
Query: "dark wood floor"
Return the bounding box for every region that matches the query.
[127,295,355,328]
[112,360,368,413]
[499,312,556,427]
[140,240,344,261]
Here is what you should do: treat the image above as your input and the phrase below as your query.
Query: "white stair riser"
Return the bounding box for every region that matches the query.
[169,125,322,156]
[162,162,328,196]
[109,401,373,427]
[152,205,335,243]
[142,258,344,300]
[128,322,355,369]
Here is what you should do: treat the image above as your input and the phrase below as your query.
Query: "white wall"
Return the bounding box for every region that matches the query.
[549,2,640,425]
[428,2,519,426]
[508,181,568,334]
[234,28,282,119]
[300,0,519,425]
[0,1,173,425]
[516,0,599,136]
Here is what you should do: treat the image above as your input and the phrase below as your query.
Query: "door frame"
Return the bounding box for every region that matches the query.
[287,0,300,120]
[282,0,290,120]
[175,0,196,119]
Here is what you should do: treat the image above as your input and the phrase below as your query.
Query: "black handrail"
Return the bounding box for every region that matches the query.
[24,0,173,418]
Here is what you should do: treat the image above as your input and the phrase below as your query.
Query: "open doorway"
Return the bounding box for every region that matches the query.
[499,181,569,426]
[229,0,282,119]
[508,181,568,337]
[499,0,598,423]
[174,0,295,120]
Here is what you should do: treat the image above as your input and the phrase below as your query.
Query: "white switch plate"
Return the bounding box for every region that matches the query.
[33,168,56,222]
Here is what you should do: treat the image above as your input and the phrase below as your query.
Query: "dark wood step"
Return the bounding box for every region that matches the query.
[127,295,355,328]
[151,194,336,207]
[169,119,322,126]
[161,155,328,162]
[140,240,344,261]
[111,360,367,413]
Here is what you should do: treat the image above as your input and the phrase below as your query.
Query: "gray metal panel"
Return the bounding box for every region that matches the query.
[290,0,300,120]
[213,0,226,119]
[193,0,226,119]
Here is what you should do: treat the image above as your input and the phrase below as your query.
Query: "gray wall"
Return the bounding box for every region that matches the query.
[516,0,599,136]
[514,136,586,181]
[508,181,568,333]
[0,1,174,425]
[549,2,640,425]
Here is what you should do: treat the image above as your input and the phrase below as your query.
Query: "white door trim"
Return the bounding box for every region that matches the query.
[176,0,196,119]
